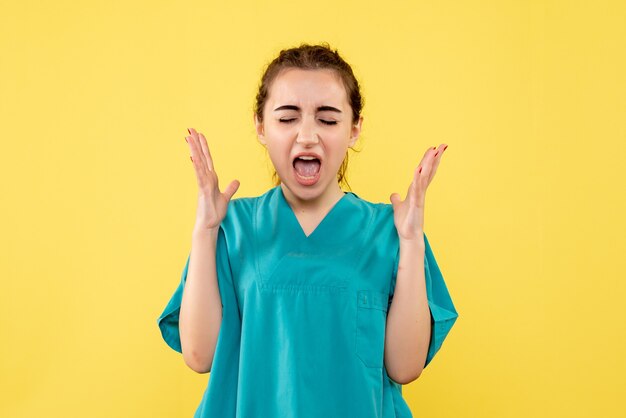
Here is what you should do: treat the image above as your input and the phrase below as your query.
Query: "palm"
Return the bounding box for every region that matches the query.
[186,127,240,230]
[390,144,447,241]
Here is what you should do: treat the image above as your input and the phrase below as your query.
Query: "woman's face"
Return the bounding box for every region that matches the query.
[254,68,363,202]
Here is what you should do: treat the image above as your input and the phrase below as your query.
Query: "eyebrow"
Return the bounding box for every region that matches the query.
[273,105,342,113]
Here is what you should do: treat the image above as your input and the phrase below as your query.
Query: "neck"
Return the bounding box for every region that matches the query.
[280,182,344,214]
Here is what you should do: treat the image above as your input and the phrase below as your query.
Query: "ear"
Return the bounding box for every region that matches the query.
[254,113,266,145]
[348,115,363,148]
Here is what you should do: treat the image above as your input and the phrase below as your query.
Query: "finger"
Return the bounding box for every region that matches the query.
[408,166,420,205]
[431,144,445,161]
[186,133,200,166]
[198,133,215,172]
[223,179,240,201]
[188,127,200,150]
[415,145,435,176]
[425,144,442,184]
[429,143,447,183]
[186,133,210,180]
[419,146,437,182]
[410,164,421,187]
[187,128,210,175]
[187,136,207,181]
[389,192,401,208]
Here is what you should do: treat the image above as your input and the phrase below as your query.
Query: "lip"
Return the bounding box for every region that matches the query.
[292,152,323,166]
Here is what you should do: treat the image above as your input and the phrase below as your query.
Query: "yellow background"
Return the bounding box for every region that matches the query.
[1,0,625,417]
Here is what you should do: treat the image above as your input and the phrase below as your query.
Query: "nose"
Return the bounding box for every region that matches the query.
[295,118,319,146]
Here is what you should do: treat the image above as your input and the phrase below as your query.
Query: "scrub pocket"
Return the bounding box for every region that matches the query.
[355,289,389,368]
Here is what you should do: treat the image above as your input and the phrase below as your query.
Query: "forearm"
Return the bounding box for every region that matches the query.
[384,236,431,384]
[179,227,223,373]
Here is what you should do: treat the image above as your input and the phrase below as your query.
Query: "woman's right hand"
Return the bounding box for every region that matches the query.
[186,127,240,233]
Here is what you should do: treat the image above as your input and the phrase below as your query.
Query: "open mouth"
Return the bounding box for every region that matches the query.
[292,155,321,185]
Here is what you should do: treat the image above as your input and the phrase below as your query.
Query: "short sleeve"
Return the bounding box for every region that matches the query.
[156,226,240,354]
[389,232,459,369]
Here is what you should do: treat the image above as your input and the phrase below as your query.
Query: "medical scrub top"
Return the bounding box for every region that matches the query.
[157,185,459,418]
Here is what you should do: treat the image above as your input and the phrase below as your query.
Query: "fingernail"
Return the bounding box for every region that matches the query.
[187,128,191,134]
[443,145,448,151]
[185,137,188,143]
[432,146,436,150]
[434,152,438,157]
[190,156,193,163]
[418,166,422,173]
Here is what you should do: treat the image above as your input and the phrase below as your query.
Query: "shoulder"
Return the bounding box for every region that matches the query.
[216,191,270,262]
[347,192,398,249]
[226,186,281,215]
[220,187,279,235]
[347,191,395,229]
[226,195,257,218]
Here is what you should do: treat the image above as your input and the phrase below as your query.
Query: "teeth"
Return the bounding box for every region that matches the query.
[298,156,317,160]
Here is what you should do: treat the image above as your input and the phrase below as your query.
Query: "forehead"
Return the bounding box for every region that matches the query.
[267,68,348,108]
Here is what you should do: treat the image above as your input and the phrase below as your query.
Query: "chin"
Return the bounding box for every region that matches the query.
[283,181,322,199]
[280,175,327,202]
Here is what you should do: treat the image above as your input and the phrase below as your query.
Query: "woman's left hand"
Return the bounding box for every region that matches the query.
[390,144,447,242]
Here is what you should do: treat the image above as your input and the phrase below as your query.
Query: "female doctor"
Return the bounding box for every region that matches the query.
[158,42,458,418]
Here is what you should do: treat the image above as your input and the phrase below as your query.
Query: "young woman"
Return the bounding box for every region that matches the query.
[157,42,459,418]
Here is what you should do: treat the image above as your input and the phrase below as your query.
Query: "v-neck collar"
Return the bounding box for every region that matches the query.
[276,185,352,241]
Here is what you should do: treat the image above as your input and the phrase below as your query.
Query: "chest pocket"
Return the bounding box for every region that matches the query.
[355,289,389,368]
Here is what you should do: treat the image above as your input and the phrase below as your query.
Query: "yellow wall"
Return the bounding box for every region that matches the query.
[1,0,624,417]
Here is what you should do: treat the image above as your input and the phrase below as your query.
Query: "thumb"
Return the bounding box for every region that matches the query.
[389,192,401,209]
[223,179,240,202]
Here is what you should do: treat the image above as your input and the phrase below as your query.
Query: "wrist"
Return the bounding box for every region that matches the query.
[192,225,220,241]
[399,234,425,249]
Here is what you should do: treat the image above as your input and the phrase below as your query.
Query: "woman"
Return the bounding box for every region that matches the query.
[157,42,459,418]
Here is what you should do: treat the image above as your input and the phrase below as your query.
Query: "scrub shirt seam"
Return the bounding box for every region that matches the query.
[221,220,242,318]
[352,204,374,368]
[352,203,378,274]
[253,194,261,291]
[353,204,389,370]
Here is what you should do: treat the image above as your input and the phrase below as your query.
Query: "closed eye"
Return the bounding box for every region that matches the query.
[279,118,337,126]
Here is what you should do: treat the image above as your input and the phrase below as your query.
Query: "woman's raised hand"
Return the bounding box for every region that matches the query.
[186,127,240,233]
[389,144,447,242]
